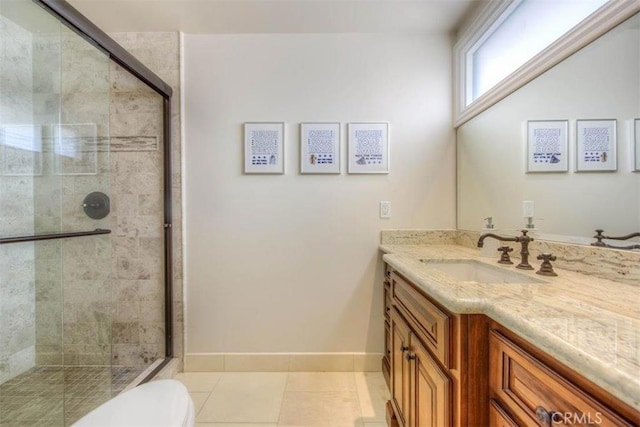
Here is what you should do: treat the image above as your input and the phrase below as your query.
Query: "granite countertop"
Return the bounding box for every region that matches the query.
[380,244,640,411]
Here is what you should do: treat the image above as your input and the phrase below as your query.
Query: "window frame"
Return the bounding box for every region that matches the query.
[453,0,640,127]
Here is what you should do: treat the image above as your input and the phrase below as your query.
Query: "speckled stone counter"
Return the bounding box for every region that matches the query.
[380,244,640,411]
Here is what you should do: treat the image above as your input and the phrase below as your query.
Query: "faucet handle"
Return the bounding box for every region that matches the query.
[518,229,534,242]
[536,253,558,277]
[497,246,513,265]
[592,229,606,247]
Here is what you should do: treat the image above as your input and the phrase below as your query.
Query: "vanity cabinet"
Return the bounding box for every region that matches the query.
[386,269,488,427]
[383,262,639,427]
[489,325,638,427]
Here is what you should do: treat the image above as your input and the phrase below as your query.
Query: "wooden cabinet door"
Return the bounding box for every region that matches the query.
[409,333,452,427]
[391,308,412,427]
[489,399,520,427]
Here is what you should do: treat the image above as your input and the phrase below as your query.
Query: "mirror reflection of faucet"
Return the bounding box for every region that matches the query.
[591,229,640,250]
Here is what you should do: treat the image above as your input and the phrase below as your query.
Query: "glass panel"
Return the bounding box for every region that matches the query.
[469,0,608,103]
[1,1,168,424]
[107,58,166,381]
[1,1,65,425]
[1,0,117,425]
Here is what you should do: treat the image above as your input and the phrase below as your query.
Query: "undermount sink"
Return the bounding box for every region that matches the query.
[420,259,544,284]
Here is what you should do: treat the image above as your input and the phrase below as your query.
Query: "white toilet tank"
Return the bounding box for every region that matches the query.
[73,379,195,427]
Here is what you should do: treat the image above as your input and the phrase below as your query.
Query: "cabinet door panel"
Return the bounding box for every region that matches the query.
[392,272,451,367]
[490,330,634,427]
[489,399,521,427]
[391,309,412,427]
[410,334,451,427]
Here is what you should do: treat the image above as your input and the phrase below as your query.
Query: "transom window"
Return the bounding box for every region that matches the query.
[468,0,609,103]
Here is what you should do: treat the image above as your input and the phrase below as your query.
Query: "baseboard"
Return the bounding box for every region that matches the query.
[184,353,384,372]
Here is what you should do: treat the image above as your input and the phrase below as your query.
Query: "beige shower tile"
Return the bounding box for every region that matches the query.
[197,373,287,423]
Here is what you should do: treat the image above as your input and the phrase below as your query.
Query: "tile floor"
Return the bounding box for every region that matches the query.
[0,366,146,427]
[174,371,390,427]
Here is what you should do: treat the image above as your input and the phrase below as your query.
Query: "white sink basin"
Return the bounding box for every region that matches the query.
[420,259,543,284]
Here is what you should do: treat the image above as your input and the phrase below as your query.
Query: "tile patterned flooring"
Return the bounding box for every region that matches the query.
[175,371,390,427]
[0,366,145,426]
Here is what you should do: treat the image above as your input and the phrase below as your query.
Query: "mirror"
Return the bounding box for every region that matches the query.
[457,12,640,246]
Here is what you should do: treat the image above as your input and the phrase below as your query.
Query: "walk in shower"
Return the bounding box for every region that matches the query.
[0,0,173,425]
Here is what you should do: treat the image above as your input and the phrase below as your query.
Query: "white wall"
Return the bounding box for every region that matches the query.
[457,14,640,239]
[184,33,455,354]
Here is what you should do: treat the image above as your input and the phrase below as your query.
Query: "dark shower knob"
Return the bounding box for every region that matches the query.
[82,192,110,219]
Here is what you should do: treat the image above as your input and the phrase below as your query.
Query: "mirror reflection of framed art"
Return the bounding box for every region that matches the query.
[575,119,617,172]
[526,120,569,173]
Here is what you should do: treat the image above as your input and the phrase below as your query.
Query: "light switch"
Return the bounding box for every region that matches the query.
[380,201,391,219]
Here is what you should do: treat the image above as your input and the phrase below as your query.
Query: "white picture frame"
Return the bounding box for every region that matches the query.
[575,119,617,172]
[347,122,389,174]
[634,119,640,172]
[244,122,284,174]
[526,120,569,173]
[300,122,340,174]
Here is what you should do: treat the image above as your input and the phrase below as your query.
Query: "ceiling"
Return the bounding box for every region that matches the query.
[65,0,483,34]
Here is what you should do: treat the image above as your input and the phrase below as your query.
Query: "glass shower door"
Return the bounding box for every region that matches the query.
[1,0,115,424]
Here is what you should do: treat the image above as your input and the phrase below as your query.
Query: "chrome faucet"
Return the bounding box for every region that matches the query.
[478,230,535,270]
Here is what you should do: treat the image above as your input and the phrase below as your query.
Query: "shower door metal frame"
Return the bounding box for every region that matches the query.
[32,0,175,378]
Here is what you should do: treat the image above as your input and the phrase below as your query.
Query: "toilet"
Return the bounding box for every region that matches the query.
[73,379,195,427]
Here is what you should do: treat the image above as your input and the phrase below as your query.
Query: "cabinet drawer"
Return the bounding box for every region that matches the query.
[391,272,451,367]
[489,330,634,427]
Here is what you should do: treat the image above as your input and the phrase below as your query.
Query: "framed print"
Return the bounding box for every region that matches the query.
[347,122,389,174]
[53,123,98,175]
[244,122,284,174]
[634,119,640,172]
[300,122,340,174]
[0,124,43,176]
[526,120,569,173]
[576,119,617,172]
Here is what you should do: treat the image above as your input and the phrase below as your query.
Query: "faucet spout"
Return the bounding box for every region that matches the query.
[477,233,517,248]
[477,230,535,270]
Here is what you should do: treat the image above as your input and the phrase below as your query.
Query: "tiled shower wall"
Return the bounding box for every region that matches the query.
[108,65,165,366]
[0,15,36,383]
[108,32,183,365]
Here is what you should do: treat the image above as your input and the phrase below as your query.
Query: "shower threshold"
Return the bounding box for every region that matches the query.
[0,365,147,426]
